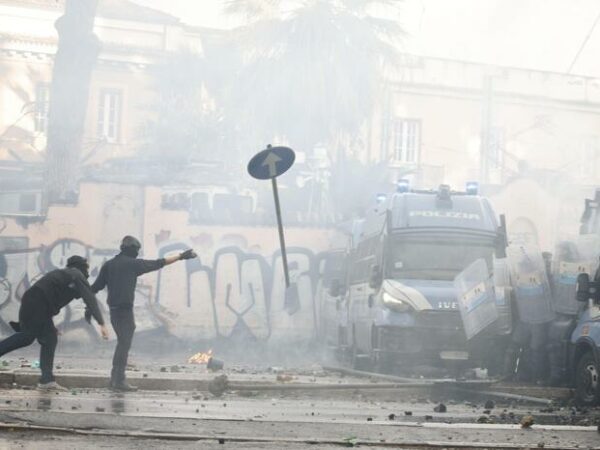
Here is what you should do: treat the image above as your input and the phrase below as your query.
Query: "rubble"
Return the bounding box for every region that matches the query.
[208,375,229,397]
[276,374,294,383]
[520,415,535,428]
[207,358,224,372]
[434,403,447,413]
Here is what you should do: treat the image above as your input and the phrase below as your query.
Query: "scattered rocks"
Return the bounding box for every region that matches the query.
[208,375,229,397]
[434,403,447,413]
[520,415,535,428]
[238,390,259,398]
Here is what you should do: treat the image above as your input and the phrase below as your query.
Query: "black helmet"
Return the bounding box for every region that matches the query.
[66,255,90,278]
[120,235,141,251]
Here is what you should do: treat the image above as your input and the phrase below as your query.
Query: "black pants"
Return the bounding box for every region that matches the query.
[110,307,135,385]
[0,287,57,383]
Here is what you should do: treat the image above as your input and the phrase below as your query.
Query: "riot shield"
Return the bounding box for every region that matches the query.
[454,258,498,340]
[552,235,600,315]
[507,245,554,324]
[492,257,512,335]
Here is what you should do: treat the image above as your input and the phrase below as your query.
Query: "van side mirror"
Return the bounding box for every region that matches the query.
[577,273,591,302]
[369,265,383,289]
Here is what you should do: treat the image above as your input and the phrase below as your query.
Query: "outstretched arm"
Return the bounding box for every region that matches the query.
[136,249,197,275]
[164,249,197,266]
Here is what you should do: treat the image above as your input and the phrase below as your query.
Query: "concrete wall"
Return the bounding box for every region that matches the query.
[0,182,341,344]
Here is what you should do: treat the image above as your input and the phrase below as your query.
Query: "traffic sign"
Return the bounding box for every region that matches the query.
[247,145,296,287]
[247,146,295,180]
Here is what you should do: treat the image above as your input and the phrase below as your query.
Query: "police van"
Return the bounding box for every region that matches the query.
[333,182,511,372]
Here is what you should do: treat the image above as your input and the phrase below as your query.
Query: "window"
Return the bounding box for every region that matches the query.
[392,118,420,163]
[34,83,50,134]
[97,89,122,142]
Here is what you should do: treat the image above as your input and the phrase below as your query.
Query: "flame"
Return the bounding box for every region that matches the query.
[188,349,213,364]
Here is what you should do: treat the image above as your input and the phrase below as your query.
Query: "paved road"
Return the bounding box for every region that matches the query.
[0,349,599,448]
[0,385,598,449]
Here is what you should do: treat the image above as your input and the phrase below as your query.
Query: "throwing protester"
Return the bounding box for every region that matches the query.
[91,236,196,392]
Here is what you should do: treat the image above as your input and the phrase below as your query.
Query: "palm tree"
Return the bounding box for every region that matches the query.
[225,0,404,159]
[45,0,100,204]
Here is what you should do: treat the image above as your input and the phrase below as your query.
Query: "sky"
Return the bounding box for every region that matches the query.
[135,0,600,77]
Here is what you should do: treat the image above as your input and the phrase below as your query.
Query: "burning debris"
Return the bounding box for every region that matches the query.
[188,350,224,372]
[188,350,213,365]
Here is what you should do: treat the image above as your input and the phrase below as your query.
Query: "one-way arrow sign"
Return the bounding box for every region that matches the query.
[262,151,283,178]
[247,145,295,180]
[247,145,296,287]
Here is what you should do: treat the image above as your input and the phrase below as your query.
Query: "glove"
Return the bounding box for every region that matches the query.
[84,308,92,324]
[179,249,197,260]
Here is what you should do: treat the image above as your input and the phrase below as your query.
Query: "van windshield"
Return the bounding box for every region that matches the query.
[389,236,495,281]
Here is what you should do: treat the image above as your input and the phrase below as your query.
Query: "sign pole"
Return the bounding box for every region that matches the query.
[271,177,290,288]
[247,145,295,289]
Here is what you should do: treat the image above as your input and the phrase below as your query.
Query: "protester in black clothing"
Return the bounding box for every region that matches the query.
[0,256,108,390]
[91,236,196,391]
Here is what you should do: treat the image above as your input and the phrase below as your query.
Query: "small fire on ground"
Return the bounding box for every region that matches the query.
[188,350,213,364]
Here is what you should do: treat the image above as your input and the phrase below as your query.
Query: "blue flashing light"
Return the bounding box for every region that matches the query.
[375,193,387,204]
[465,181,479,195]
[396,179,410,193]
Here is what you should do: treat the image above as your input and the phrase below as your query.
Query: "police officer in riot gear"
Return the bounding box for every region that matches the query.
[91,236,196,391]
[503,252,553,383]
[0,255,108,390]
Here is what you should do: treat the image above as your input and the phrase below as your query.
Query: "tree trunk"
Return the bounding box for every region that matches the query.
[45,0,100,204]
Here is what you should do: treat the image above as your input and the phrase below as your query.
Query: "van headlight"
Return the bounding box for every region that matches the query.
[382,291,412,312]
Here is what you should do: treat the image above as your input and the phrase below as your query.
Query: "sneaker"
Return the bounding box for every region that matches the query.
[110,382,138,392]
[37,381,67,391]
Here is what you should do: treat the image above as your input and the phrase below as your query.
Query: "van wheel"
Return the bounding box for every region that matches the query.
[575,351,600,406]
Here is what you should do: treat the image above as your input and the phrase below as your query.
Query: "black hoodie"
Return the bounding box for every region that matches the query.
[31,267,105,325]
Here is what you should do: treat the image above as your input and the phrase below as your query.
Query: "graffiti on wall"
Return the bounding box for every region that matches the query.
[0,236,333,344]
